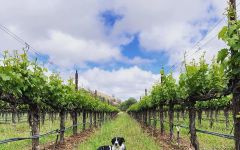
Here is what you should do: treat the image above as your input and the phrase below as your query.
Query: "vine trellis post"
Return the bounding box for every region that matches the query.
[228,0,240,149]
[72,70,78,135]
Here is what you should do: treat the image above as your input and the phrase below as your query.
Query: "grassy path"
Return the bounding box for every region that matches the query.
[77,112,161,150]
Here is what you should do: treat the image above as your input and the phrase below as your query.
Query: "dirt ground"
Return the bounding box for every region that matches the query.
[42,129,94,150]
[141,125,192,150]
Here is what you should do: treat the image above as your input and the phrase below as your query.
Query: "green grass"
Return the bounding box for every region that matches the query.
[1,112,232,149]
[0,114,87,150]
[153,112,234,149]
[77,112,161,150]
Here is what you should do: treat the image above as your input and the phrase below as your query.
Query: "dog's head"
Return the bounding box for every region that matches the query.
[111,137,125,147]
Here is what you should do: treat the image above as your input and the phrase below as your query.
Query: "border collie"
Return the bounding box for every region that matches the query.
[97,137,126,150]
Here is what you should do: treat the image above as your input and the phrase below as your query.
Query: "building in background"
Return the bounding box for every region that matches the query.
[87,89,121,106]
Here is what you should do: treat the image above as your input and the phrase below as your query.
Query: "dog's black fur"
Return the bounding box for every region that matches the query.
[97,137,126,150]
[97,145,112,150]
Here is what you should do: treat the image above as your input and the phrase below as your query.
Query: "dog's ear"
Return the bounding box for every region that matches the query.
[120,137,125,142]
[111,137,116,145]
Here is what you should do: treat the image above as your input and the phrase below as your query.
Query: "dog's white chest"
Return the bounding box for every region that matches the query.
[112,144,125,150]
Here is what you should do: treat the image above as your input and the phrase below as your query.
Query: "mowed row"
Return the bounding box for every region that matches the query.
[77,112,161,150]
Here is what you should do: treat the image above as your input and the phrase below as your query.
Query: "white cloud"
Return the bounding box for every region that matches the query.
[78,66,159,100]
[123,56,156,65]
[0,0,231,67]
[34,30,123,67]
[33,30,154,67]
[107,0,234,81]
[0,0,119,67]
[107,0,230,65]
[0,0,237,100]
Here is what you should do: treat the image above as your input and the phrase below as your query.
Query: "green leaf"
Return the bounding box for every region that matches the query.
[218,26,227,39]
[232,68,240,75]
[0,73,10,81]
[217,48,229,63]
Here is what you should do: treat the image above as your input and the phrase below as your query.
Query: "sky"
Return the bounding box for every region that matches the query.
[0,0,239,100]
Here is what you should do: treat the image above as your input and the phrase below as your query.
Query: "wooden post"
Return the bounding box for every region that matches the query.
[215,109,219,122]
[98,112,101,127]
[89,111,93,128]
[17,112,20,123]
[181,109,185,120]
[59,109,65,143]
[177,111,180,122]
[160,70,165,134]
[94,90,97,99]
[159,104,164,135]
[30,105,40,150]
[75,70,78,90]
[94,112,97,128]
[5,112,8,123]
[197,109,202,125]
[102,112,105,123]
[83,110,86,131]
[228,0,240,149]
[153,107,157,131]
[169,101,174,141]
[94,90,97,128]
[143,110,146,126]
[148,109,151,126]
[71,111,78,135]
[176,126,180,146]
[224,107,229,128]
[11,104,17,125]
[189,101,199,150]
[72,70,78,135]
[210,109,214,128]
[206,110,209,119]
[41,112,46,125]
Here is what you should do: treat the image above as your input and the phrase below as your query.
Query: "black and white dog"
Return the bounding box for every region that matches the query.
[97,137,126,150]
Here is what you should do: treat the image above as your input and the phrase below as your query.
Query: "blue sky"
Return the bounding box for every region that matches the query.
[86,7,222,74]
[100,10,123,30]
[120,35,169,74]
[87,10,176,74]
[0,0,238,100]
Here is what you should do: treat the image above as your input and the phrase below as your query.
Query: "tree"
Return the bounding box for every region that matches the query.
[119,98,137,111]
